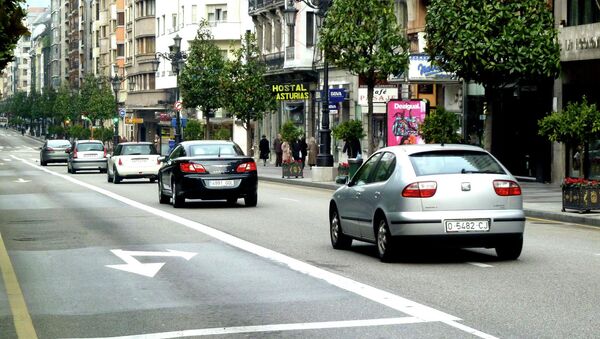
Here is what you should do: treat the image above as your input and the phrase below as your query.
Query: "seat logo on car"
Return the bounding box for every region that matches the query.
[461,182,471,191]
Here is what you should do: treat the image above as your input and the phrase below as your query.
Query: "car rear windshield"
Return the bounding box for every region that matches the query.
[189,144,243,156]
[47,140,71,148]
[409,150,506,176]
[120,144,157,155]
[77,143,104,152]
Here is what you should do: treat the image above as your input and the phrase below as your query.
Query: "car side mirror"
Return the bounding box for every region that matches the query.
[335,175,349,185]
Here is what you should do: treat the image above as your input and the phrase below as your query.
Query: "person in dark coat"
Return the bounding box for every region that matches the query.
[273,134,283,167]
[299,137,308,169]
[342,137,361,158]
[291,138,301,161]
[259,135,270,166]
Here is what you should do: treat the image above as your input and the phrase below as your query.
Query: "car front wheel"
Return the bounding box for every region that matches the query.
[376,217,395,262]
[495,235,523,260]
[330,206,352,250]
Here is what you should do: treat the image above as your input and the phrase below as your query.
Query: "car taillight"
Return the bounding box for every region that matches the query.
[104,148,107,158]
[493,180,521,196]
[236,161,257,173]
[118,158,123,166]
[46,147,54,152]
[157,157,161,165]
[180,162,207,173]
[73,148,78,159]
[402,181,437,198]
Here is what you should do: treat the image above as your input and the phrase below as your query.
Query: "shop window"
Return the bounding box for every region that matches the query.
[568,0,600,26]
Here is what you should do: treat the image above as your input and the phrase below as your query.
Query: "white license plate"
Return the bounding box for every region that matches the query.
[84,154,98,158]
[207,180,235,187]
[132,158,149,162]
[444,219,490,233]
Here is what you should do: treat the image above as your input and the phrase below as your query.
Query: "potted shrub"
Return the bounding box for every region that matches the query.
[419,107,462,144]
[332,119,365,157]
[538,96,600,212]
[280,121,303,178]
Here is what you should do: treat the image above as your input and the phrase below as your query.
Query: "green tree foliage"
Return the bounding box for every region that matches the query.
[420,107,462,144]
[179,20,227,140]
[54,82,80,124]
[80,74,115,122]
[331,120,365,142]
[213,126,232,141]
[223,31,275,154]
[183,119,204,141]
[280,121,302,143]
[538,97,600,179]
[319,0,409,154]
[425,0,560,150]
[0,0,28,70]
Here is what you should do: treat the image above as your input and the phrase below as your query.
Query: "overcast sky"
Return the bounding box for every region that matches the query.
[26,0,50,8]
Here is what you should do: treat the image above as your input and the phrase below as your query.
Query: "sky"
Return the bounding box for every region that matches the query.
[26,0,50,9]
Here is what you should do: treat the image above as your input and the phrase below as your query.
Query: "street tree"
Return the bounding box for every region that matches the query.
[223,31,275,155]
[0,0,28,70]
[80,74,115,123]
[425,0,560,151]
[179,20,227,140]
[319,0,409,154]
[54,82,80,127]
[420,107,462,144]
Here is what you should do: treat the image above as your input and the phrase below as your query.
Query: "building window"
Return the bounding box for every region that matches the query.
[117,43,125,57]
[207,4,227,24]
[306,12,314,47]
[181,5,184,27]
[157,17,160,35]
[264,22,272,51]
[135,37,155,54]
[117,12,125,26]
[394,0,408,29]
[172,14,177,31]
[568,0,600,25]
[192,5,197,23]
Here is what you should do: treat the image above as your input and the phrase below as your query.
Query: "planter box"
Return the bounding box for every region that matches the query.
[562,185,600,213]
[282,162,303,178]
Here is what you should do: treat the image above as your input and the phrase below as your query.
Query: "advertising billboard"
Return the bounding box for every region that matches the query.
[386,100,428,146]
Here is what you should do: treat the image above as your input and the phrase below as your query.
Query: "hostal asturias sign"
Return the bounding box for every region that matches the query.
[272,84,310,101]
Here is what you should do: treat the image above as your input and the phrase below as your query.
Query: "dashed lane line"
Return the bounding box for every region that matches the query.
[14,155,498,339]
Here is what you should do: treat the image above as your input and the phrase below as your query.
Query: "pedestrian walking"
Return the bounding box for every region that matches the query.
[273,134,283,167]
[281,140,292,163]
[299,137,308,169]
[291,138,301,162]
[307,136,318,168]
[259,135,270,166]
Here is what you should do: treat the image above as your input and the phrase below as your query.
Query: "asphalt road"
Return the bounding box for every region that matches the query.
[0,130,599,338]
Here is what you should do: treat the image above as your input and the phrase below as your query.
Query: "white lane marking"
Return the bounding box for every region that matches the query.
[68,317,426,339]
[280,197,300,202]
[3,159,11,162]
[106,249,198,278]
[467,262,494,268]
[14,178,31,183]
[14,156,496,339]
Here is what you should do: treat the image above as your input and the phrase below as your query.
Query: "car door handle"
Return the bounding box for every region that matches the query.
[355,192,361,198]
[374,191,381,199]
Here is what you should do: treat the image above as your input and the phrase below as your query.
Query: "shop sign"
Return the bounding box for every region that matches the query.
[386,100,428,146]
[407,54,457,82]
[358,87,398,106]
[327,88,346,103]
[272,83,310,101]
[125,117,144,124]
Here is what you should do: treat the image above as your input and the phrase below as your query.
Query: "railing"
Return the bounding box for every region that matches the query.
[262,51,284,71]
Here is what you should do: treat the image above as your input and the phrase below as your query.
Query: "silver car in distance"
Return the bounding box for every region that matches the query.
[329,144,525,262]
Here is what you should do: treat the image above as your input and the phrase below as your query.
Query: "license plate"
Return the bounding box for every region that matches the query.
[444,219,490,233]
[84,154,97,158]
[207,180,235,187]
[132,158,148,162]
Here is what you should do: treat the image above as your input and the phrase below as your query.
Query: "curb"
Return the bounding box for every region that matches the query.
[259,176,340,191]
[524,209,600,228]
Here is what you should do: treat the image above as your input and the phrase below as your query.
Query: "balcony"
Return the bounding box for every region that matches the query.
[248,0,285,15]
[262,51,284,72]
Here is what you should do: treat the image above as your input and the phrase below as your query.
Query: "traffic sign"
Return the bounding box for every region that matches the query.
[119,108,126,118]
[174,101,183,111]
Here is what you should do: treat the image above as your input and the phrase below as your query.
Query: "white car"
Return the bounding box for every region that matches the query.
[107,142,161,184]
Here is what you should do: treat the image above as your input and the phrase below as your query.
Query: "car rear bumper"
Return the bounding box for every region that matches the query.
[178,175,258,200]
[388,210,525,236]
[71,159,107,170]
[42,154,69,163]
[116,165,160,178]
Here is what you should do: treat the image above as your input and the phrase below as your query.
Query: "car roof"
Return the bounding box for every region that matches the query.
[181,140,235,145]
[378,144,487,156]
[75,139,103,143]
[118,142,152,145]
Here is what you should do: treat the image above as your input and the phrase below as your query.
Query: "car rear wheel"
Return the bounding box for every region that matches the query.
[107,170,113,182]
[495,235,523,260]
[330,207,352,250]
[376,217,395,262]
[158,179,169,204]
[244,191,257,207]
[113,167,121,184]
[40,159,47,166]
[172,180,185,208]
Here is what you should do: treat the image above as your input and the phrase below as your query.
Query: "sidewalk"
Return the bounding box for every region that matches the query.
[256,164,600,228]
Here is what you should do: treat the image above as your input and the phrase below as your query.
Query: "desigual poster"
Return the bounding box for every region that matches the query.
[386,100,428,146]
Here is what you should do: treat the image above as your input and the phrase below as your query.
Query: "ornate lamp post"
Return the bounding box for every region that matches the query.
[285,0,333,167]
[153,34,187,145]
[111,64,125,148]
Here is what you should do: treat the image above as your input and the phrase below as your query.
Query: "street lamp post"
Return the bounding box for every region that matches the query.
[285,0,333,167]
[153,34,187,145]
[111,65,125,148]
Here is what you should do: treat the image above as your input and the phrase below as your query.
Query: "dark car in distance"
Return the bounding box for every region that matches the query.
[158,140,258,208]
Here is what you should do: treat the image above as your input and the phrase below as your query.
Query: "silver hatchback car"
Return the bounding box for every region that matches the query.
[329,144,525,262]
[67,140,108,174]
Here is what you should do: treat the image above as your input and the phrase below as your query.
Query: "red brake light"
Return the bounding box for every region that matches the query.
[180,162,207,173]
[493,180,521,196]
[402,181,437,198]
[104,148,107,158]
[46,147,55,152]
[236,161,257,173]
[73,148,78,159]
[118,158,123,166]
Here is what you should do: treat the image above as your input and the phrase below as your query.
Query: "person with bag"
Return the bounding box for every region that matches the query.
[259,135,270,166]
[273,134,283,167]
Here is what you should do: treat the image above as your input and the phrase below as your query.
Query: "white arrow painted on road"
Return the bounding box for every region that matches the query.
[106,249,197,277]
[14,178,31,183]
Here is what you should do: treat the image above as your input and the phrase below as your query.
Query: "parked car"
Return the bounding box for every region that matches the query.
[329,144,525,262]
[158,140,258,208]
[66,140,108,174]
[107,142,161,184]
[39,139,71,166]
